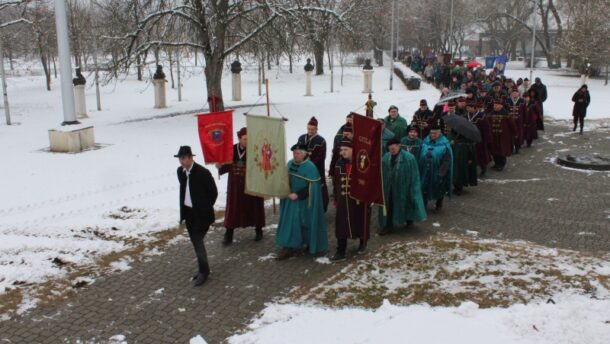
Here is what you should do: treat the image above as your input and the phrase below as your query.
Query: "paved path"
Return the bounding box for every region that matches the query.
[1,122,609,343]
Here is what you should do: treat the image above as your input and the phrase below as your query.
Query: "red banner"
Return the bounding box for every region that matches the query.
[350,113,384,205]
[197,110,233,164]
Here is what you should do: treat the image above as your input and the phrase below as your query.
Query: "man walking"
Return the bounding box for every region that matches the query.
[217,128,265,245]
[176,146,218,286]
[331,138,371,261]
[298,116,329,211]
[379,137,427,235]
[276,144,328,260]
[571,84,590,135]
[419,125,453,212]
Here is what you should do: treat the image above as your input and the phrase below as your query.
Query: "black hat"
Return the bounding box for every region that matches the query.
[291,143,309,152]
[174,146,195,157]
[386,137,401,147]
[343,124,353,133]
[339,138,353,148]
[429,123,442,131]
[419,99,427,106]
[407,124,420,132]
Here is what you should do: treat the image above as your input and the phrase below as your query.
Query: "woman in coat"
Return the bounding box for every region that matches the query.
[571,84,591,134]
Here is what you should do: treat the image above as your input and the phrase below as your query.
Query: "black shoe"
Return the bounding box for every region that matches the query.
[192,272,199,281]
[406,220,414,227]
[254,228,263,242]
[357,241,367,254]
[378,227,393,236]
[573,125,577,132]
[329,253,346,262]
[222,229,234,246]
[579,128,583,135]
[193,272,209,286]
[480,166,487,177]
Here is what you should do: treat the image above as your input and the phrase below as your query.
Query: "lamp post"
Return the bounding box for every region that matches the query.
[54,0,78,125]
[529,0,538,82]
[389,0,395,90]
[449,0,454,56]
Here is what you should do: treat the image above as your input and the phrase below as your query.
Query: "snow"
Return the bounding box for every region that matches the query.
[0,54,608,318]
[230,234,610,344]
[190,335,209,344]
[228,296,610,344]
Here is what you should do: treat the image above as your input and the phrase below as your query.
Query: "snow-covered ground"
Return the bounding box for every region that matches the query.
[229,234,610,344]
[0,54,609,319]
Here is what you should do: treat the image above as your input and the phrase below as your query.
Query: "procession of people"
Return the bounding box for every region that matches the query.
[176,67,554,286]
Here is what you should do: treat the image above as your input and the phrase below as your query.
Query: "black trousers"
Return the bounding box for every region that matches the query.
[573,115,584,131]
[184,208,210,275]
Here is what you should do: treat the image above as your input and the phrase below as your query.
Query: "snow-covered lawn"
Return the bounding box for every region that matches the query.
[229,234,610,344]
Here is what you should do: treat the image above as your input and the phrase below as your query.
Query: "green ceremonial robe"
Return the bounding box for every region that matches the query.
[379,150,427,227]
[419,135,454,201]
[276,159,328,255]
[384,115,409,140]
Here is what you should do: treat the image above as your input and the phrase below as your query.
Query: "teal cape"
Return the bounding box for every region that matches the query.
[381,128,395,155]
[419,135,454,201]
[379,150,427,227]
[384,115,408,140]
[276,159,328,254]
[400,136,423,162]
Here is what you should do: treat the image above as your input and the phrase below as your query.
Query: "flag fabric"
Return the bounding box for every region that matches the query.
[494,55,508,74]
[245,115,290,198]
[197,110,234,164]
[485,56,496,69]
[350,113,384,205]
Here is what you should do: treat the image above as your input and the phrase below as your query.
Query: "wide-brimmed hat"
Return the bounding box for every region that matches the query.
[174,146,195,157]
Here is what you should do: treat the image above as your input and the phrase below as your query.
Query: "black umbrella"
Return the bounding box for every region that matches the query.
[442,114,482,143]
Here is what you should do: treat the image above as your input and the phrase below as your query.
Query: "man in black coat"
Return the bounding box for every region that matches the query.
[175,146,218,286]
[530,77,548,130]
[571,84,591,135]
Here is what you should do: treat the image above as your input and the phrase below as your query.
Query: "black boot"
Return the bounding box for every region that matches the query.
[480,165,487,177]
[573,124,577,132]
[357,239,367,254]
[330,239,347,261]
[580,127,583,135]
[254,227,263,241]
[222,228,234,246]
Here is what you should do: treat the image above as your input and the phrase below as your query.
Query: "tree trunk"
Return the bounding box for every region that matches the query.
[605,64,609,86]
[136,54,142,81]
[41,53,51,91]
[168,49,175,89]
[204,53,225,111]
[288,52,293,74]
[313,39,324,75]
[374,47,384,66]
[267,52,271,70]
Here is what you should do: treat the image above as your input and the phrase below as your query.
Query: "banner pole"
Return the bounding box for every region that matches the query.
[265,78,277,214]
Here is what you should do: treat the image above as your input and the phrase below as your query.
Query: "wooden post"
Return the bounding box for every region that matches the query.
[265,79,277,214]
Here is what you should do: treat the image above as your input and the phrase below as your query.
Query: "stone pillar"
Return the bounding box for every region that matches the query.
[74,85,87,119]
[362,58,374,93]
[152,65,167,109]
[72,67,87,118]
[231,60,242,101]
[304,58,314,96]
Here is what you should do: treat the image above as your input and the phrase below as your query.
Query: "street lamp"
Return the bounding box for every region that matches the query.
[529,0,539,82]
[54,0,78,125]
